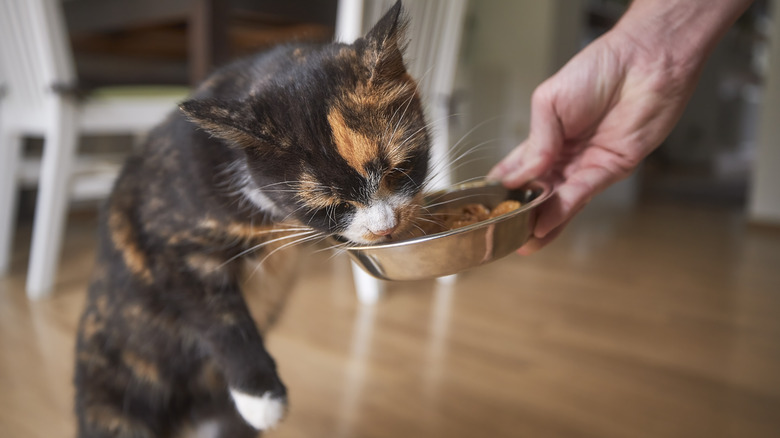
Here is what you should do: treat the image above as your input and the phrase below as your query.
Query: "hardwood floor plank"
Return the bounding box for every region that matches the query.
[1,201,779,437]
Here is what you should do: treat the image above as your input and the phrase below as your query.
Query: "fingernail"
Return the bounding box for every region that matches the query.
[486,166,505,182]
[502,168,529,186]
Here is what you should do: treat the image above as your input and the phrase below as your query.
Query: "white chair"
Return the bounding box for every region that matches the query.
[0,0,186,299]
[336,0,467,303]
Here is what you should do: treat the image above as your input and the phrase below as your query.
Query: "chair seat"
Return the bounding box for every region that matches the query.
[2,85,189,134]
[9,87,189,203]
[79,85,189,133]
[19,153,125,201]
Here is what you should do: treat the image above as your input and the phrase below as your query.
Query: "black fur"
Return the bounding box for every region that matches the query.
[74,2,430,437]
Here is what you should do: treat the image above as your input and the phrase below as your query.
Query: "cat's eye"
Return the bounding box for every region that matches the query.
[385,169,405,185]
[336,202,353,212]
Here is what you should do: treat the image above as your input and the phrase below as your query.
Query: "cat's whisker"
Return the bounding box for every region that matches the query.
[312,237,355,257]
[382,64,436,146]
[414,217,441,225]
[385,68,437,149]
[236,229,318,255]
[447,116,504,157]
[326,204,338,230]
[323,238,366,262]
[383,89,419,147]
[237,227,315,236]
[448,139,501,167]
[392,167,419,188]
[255,189,303,193]
[418,213,453,219]
[280,203,315,224]
[245,233,326,279]
[216,230,319,270]
[393,113,458,160]
[253,180,298,190]
[422,139,500,189]
[419,116,504,188]
[410,223,427,235]
[422,176,493,204]
[447,156,494,175]
[398,112,459,147]
[423,193,488,209]
[243,236,325,283]
[452,175,492,186]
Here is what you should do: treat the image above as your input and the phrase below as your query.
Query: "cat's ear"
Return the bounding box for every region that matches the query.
[179,98,261,147]
[363,0,408,84]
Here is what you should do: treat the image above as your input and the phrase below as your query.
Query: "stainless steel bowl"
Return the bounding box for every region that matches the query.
[339,179,553,280]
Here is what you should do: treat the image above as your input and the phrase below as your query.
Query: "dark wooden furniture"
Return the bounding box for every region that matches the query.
[64,0,338,85]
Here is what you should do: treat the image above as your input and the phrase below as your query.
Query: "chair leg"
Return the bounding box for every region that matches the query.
[352,261,384,305]
[0,129,23,276]
[26,99,78,299]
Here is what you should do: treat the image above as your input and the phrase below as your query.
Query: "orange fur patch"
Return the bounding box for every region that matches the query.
[297,171,341,209]
[108,209,152,283]
[81,312,103,339]
[77,350,108,368]
[328,108,377,177]
[122,351,160,384]
[196,217,287,243]
[336,77,420,175]
[186,253,225,274]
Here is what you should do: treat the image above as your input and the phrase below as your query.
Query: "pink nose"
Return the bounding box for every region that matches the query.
[372,226,396,237]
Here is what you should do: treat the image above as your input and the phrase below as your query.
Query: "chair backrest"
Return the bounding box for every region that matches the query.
[0,0,76,116]
[336,0,467,189]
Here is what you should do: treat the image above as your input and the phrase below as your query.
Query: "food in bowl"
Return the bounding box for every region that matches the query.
[411,200,523,238]
[335,180,552,281]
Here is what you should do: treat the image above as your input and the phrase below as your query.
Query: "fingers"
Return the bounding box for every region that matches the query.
[516,225,566,256]
[517,166,619,254]
[487,85,564,188]
[515,196,581,256]
[486,140,527,182]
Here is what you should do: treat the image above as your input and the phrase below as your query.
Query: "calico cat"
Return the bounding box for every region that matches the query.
[73,2,430,437]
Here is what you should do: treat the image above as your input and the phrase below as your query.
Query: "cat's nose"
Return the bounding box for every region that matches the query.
[371,225,396,237]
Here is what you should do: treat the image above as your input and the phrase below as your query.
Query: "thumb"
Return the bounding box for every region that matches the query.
[487,86,563,188]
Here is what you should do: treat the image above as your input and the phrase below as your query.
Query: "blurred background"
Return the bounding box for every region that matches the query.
[1,1,779,437]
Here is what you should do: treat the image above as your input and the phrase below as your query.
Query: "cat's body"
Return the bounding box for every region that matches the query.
[74,3,430,437]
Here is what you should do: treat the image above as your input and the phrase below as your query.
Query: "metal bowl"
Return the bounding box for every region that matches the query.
[339,179,553,280]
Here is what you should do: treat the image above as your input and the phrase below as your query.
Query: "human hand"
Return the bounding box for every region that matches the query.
[487,26,703,255]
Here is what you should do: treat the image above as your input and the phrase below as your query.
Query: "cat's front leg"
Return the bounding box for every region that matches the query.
[213,323,287,431]
[178,273,288,431]
[214,322,287,432]
[229,388,286,431]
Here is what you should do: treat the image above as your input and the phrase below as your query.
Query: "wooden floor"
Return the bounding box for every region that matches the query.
[2,199,779,438]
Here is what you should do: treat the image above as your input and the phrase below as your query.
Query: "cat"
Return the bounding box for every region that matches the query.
[73,2,430,437]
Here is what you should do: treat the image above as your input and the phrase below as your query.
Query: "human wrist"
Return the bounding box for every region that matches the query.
[612,0,752,72]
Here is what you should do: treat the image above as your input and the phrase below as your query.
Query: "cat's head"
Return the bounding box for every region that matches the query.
[180,1,430,244]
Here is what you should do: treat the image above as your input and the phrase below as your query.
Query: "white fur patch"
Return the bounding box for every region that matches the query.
[222,160,285,218]
[229,389,286,431]
[342,193,411,243]
[241,185,284,217]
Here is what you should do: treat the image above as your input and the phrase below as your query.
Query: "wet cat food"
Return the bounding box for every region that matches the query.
[416,199,522,236]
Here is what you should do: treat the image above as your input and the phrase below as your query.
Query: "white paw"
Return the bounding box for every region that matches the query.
[229,388,286,430]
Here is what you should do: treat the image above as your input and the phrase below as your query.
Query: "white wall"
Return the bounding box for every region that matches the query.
[450,0,584,182]
[749,0,780,225]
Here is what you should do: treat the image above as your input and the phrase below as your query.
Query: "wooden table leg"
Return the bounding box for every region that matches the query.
[188,0,229,85]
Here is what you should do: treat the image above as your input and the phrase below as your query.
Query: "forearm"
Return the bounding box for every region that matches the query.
[614,0,753,68]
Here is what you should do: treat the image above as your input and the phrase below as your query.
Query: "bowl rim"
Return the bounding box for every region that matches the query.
[338,179,553,251]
